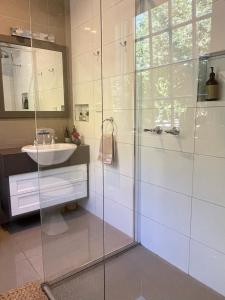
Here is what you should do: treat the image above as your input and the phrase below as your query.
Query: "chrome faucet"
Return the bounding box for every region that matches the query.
[51,133,58,144]
[144,126,163,135]
[35,128,55,145]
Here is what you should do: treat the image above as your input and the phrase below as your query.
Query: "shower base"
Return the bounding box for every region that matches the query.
[42,245,224,300]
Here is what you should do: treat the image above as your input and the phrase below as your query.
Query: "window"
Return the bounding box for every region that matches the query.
[135,0,213,71]
[135,0,212,126]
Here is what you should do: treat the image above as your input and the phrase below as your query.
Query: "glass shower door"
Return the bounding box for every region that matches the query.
[34,0,137,298]
[33,0,106,288]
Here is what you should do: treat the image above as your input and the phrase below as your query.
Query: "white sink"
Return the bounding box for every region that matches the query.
[22,143,77,166]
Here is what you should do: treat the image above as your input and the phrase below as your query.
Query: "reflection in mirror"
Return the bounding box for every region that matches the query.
[0,42,65,112]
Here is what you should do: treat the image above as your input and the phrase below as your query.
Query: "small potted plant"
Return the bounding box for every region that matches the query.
[71,126,81,145]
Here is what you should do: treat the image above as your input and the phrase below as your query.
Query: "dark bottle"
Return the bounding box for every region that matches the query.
[23,96,29,109]
[206,67,219,101]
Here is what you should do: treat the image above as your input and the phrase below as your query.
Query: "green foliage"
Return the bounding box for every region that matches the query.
[136,39,150,70]
[136,11,149,38]
[196,0,213,17]
[172,24,193,62]
[151,2,169,33]
[153,32,169,66]
[197,18,212,55]
[172,0,192,25]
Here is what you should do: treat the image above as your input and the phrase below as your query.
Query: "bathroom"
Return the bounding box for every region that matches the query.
[0,0,225,299]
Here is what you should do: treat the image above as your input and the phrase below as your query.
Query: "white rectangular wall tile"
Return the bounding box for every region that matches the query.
[193,154,225,207]
[140,216,189,272]
[105,197,133,237]
[190,240,225,297]
[210,0,225,53]
[70,0,99,29]
[191,198,225,254]
[102,34,134,78]
[104,170,133,209]
[140,182,191,236]
[105,142,134,177]
[103,73,134,110]
[136,64,198,109]
[72,51,101,85]
[79,191,103,219]
[171,61,198,99]
[102,0,134,45]
[103,109,134,144]
[195,107,225,157]
[141,108,195,153]
[94,142,134,178]
[73,82,94,109]
[95,166,104,196]
[71,22,92,56]
[141,147,193,195]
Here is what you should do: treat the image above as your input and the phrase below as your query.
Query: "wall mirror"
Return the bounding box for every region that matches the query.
[0,35,68,118]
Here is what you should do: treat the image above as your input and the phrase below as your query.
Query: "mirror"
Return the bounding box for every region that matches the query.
[0,35,68,118]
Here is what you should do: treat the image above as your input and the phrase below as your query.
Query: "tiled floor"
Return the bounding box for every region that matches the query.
[41,208,133,281]
[1,209,225,300]
[0,208,132,294]
[50,246,225,300]
[0,215,42,294]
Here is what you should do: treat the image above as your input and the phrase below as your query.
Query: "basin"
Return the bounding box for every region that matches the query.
[22,143,77,166]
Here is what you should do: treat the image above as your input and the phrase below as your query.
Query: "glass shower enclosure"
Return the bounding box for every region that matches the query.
[33,0,137,298]
[30,0,225,298]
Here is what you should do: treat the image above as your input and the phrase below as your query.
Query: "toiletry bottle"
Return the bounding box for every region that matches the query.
[23,96,29,109]
[64,127,71,143]
[79,112,83,121]
[206,67,219,101]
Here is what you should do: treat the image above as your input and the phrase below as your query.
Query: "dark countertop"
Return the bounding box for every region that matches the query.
[0,144,90,177]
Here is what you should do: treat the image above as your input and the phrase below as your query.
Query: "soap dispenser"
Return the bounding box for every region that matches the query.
[22,93,29,109]
[206,67,219,101]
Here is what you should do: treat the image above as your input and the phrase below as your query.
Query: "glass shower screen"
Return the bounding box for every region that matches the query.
[34,0,136,297]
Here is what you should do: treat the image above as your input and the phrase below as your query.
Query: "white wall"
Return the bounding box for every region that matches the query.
[138,0,225,297]
[70,0,135,242]
[70,0,225,296]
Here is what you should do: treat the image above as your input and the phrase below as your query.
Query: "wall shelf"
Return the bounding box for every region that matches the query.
[75,104,89,122]
[198,50,225,103]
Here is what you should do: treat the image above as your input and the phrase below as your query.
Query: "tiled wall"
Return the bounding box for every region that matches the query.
[70,0,135,243]
[70,0,225,296]
[0,0,71,148]
[137,0,225,296]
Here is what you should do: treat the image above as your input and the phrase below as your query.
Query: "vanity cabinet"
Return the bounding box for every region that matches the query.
[0,145,90,223]
[9,165,87,216]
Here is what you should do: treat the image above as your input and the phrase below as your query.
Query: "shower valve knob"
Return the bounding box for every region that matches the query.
[164,127,180,135]
[144,126,163,135]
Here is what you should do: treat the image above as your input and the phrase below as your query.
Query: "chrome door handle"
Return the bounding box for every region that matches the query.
[144,126,163,135]
[164,127,180,135]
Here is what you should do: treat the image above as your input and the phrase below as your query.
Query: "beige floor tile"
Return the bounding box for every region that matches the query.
[50,246,225,300]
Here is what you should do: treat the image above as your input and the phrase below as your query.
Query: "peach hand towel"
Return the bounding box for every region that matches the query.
[98,134,114,165]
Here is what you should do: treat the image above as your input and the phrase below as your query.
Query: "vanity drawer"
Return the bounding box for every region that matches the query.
[40,180,87,209]
[9,172,38,196]
[10,181,87,216]
[11,192,40,216]
[9,164,87,196]
[40,164,87,181]
[40,165,87,189]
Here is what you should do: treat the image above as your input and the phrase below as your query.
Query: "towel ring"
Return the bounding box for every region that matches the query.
[102,117,115,135]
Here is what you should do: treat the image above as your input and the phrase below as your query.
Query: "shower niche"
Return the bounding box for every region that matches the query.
[198,50,225,104]
[74,104,89,122]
